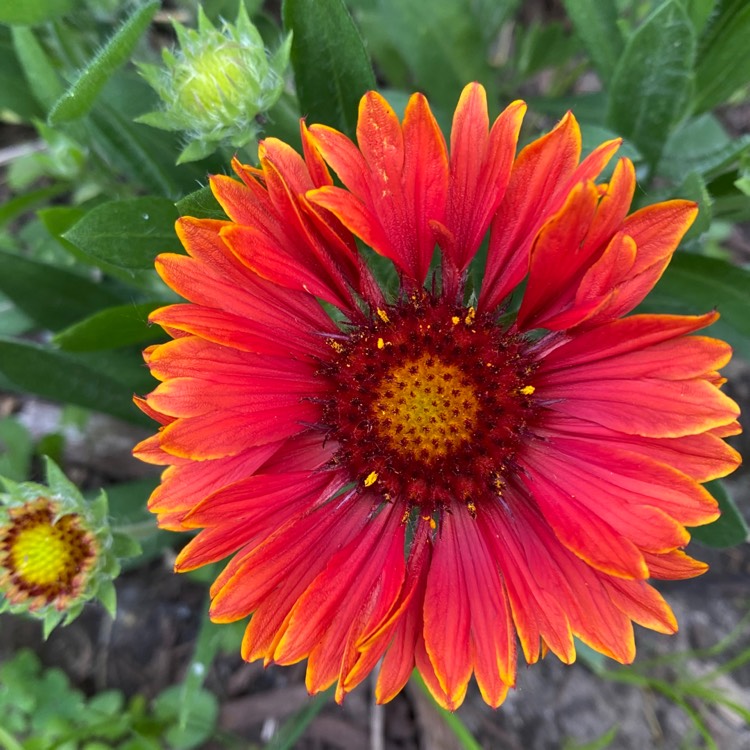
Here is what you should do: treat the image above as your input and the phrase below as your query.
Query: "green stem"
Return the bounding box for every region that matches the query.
[113,519,158,540]
[411,671,483,750]
[0,725,24,750]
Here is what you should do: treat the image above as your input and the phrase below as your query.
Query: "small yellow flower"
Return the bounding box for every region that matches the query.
[0,498,98,612]
[0,458,139,636]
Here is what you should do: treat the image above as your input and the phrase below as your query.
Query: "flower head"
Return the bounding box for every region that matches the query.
[0,459,137,636]
[138,6,291,163]
[135,84,741,709]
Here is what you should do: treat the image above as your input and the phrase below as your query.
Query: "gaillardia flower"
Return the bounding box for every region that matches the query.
[0,459,137,636]
[134,84,741,709]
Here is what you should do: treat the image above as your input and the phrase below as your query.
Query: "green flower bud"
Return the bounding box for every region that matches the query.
[137,6,291,163]
[0,458,139,637]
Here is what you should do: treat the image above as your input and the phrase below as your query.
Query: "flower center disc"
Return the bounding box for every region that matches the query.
[0,500,97,607]
[321,298,537,514]
[373,353,479,462]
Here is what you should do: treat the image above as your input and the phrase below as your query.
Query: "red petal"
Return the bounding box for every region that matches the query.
[157,402,318,459]
[518,453,649,578]
[373,523,432,704]
[604,578,677,634]
[644,549,709,579]
[541,377,739,438]
[479,504,575,665]
[211,493,368,624]
[481,115,619,311]
[146,442,280,525]
[517,180,600,329]
[422,512,473,704]
[581,200,698,324]
[441,86,525,274]
[452,509,516,706]
[541,414,741,483]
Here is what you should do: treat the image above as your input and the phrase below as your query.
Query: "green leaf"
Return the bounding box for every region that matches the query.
[266,687,334,750]
[0,338,150,425]
[563,725,620,750]
[0,32,43,121]
[515,22,579,80]
[0,292,33,337]
[659,113,750,184]
[53,301,166,352]
[37,205,169,291]
[283,0,376,137]
[690,481,749,548]
[48,2,159,125]
[684,0,716,35]
[10,26,64,112]
[175,185,227,220]
[64,197,180,270]
[356,0,495,112]
[675,171,713,242]
[154,686,219,750]
[0,249,126,330]
[694,0,750,112]
[639,251,750,360]
[467,0,521,45]
[0,418,34,481]
[87,103,188,199]
[0,0,74,25]
[606,0,696,169]
[561,0,624,82]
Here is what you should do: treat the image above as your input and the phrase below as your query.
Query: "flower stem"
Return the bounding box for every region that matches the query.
[0,726,23,750]
[411,671,483,750]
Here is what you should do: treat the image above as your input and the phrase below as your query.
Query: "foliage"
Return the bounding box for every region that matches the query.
[0,0,748,747]
[0,648,218,750]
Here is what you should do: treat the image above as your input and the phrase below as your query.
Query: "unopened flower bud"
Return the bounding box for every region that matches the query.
[137,6,290,163]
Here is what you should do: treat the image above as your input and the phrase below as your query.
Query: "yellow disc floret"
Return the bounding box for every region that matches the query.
[373,354,480,462]
[11,520,78,587]
[0,499,97,611]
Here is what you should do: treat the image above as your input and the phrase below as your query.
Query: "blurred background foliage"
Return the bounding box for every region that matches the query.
[0,0,748,747]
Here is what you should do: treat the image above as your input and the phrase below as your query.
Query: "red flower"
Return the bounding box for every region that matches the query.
[134,83,741,709]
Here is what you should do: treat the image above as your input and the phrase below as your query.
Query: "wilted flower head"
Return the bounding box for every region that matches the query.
[138,5,290,163]
[0,459,138,636]
[135,84,740,709]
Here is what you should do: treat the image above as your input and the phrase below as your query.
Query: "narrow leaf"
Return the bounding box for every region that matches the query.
[88,103,186,198]
[412,671,483,750]
[0,36,43,121]
[63,197,180,270]
[283,0,376,137]
[606,0,696,169]
[561,0,624,82]
[53,301,167,352]
[10,26,64,111]
[0,249,126,331]
[690,481,749,548]
[266,687,334,750]
[0,418,34,482]
[0,338,150,425]
[694,0,750,112]
[0,0,74,25]
[48,1,160,125]
[0,184,67,228]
